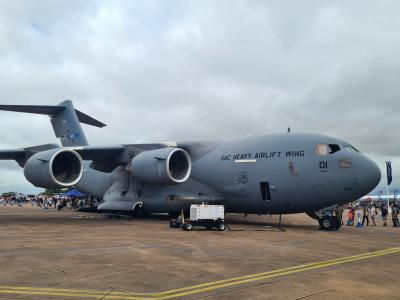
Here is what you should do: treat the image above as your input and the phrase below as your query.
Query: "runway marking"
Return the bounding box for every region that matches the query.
[0,289,143,299]
[0,246,399,299]
[0,286,150,296]
[156,247,400,299]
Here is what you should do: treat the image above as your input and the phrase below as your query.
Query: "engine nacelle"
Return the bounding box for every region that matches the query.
[24,148,83,188]
[130,148,191,185]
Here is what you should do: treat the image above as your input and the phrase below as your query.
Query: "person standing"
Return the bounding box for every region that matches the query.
[381,204,388,227]
[347,207,354,226]
[391,204,399,227]
[370,204,377,226]
[362,205,370,226]
[356,206,363,227]
[337,206,344,225]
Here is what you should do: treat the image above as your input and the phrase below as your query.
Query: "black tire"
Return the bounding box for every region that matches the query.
[186,223,193,231]
[169,220,175,228]
[319,216,334,231]
[333,216,341,230]
[218,222,226,231]
[169,212,180,219]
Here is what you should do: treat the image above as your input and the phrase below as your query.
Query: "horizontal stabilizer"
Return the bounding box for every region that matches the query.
[75,109,106,128]
[0,105,64,115]
[0,100,105,146]
[0,104,105,128]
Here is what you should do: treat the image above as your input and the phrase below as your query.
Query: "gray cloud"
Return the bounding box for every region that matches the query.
[0,0,399,194]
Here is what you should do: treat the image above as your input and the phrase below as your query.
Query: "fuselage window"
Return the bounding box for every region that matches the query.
[329,144,340,154]
[339,159,352,168]
[315,144,328,155]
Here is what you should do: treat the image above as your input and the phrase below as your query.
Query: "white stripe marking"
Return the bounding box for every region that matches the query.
[235,159,257,163]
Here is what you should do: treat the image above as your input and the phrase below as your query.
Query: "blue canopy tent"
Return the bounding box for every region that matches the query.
[62,189,86,198]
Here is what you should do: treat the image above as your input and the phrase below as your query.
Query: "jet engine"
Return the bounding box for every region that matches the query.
[24,148,83,188]
[130,148,191,185]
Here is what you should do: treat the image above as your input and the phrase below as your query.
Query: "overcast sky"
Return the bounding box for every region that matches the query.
[0,0,399,194]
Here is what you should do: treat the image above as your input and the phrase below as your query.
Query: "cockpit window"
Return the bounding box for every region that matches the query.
[342,145,360,153]
[329,144,341,154]
[350,145,359,152]
[315,144,342,155]
[315,144,328,155]
[316,143,359,155]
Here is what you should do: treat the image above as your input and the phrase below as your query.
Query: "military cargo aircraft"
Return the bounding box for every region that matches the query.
[0,100,381,230]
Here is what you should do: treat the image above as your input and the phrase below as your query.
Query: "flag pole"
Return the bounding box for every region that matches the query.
[386,161,392,213]
[387,183,390,213]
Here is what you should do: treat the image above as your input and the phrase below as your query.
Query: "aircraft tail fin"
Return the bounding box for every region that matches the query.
[0,100,106,146]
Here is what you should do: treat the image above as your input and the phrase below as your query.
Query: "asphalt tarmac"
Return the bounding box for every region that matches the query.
[0,205,399,300]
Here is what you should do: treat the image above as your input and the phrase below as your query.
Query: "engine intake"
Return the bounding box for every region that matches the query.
[130,148,191,185]
[24,149,83,188]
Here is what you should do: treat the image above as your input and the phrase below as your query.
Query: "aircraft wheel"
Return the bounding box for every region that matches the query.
[333,217,341,230]
[169,212,180,219]
[218,223,226,231]
[319,216,334,231]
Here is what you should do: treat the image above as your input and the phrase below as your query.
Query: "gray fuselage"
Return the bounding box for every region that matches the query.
[79,133,381,215]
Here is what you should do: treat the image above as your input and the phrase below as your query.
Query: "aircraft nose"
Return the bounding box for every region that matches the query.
[356,156,381,194]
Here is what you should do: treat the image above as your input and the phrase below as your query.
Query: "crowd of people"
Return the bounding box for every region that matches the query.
[346,202,400,227]
[2,195,400,228]
[0,194,83,210]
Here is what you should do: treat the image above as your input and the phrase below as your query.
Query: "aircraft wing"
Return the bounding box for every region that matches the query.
[0,149,26,160]
[70,145,125,160]
[0,143,174,167]
[72,144,173,172]
[0,145,126,165]
[72,143,175,162]
[0,144,60,166]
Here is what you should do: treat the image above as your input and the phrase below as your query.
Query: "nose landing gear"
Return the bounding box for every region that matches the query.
[307,205,343,231]
[319,215,341,231]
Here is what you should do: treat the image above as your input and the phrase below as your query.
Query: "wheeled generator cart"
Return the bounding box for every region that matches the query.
[181,204,226,231]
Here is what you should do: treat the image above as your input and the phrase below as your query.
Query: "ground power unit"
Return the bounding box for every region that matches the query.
[181,204,226,231]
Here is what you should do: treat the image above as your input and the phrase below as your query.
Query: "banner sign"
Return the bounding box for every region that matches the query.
[386,161,393,186]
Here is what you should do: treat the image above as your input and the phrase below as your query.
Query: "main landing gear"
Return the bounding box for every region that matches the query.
[307,205,342,231]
